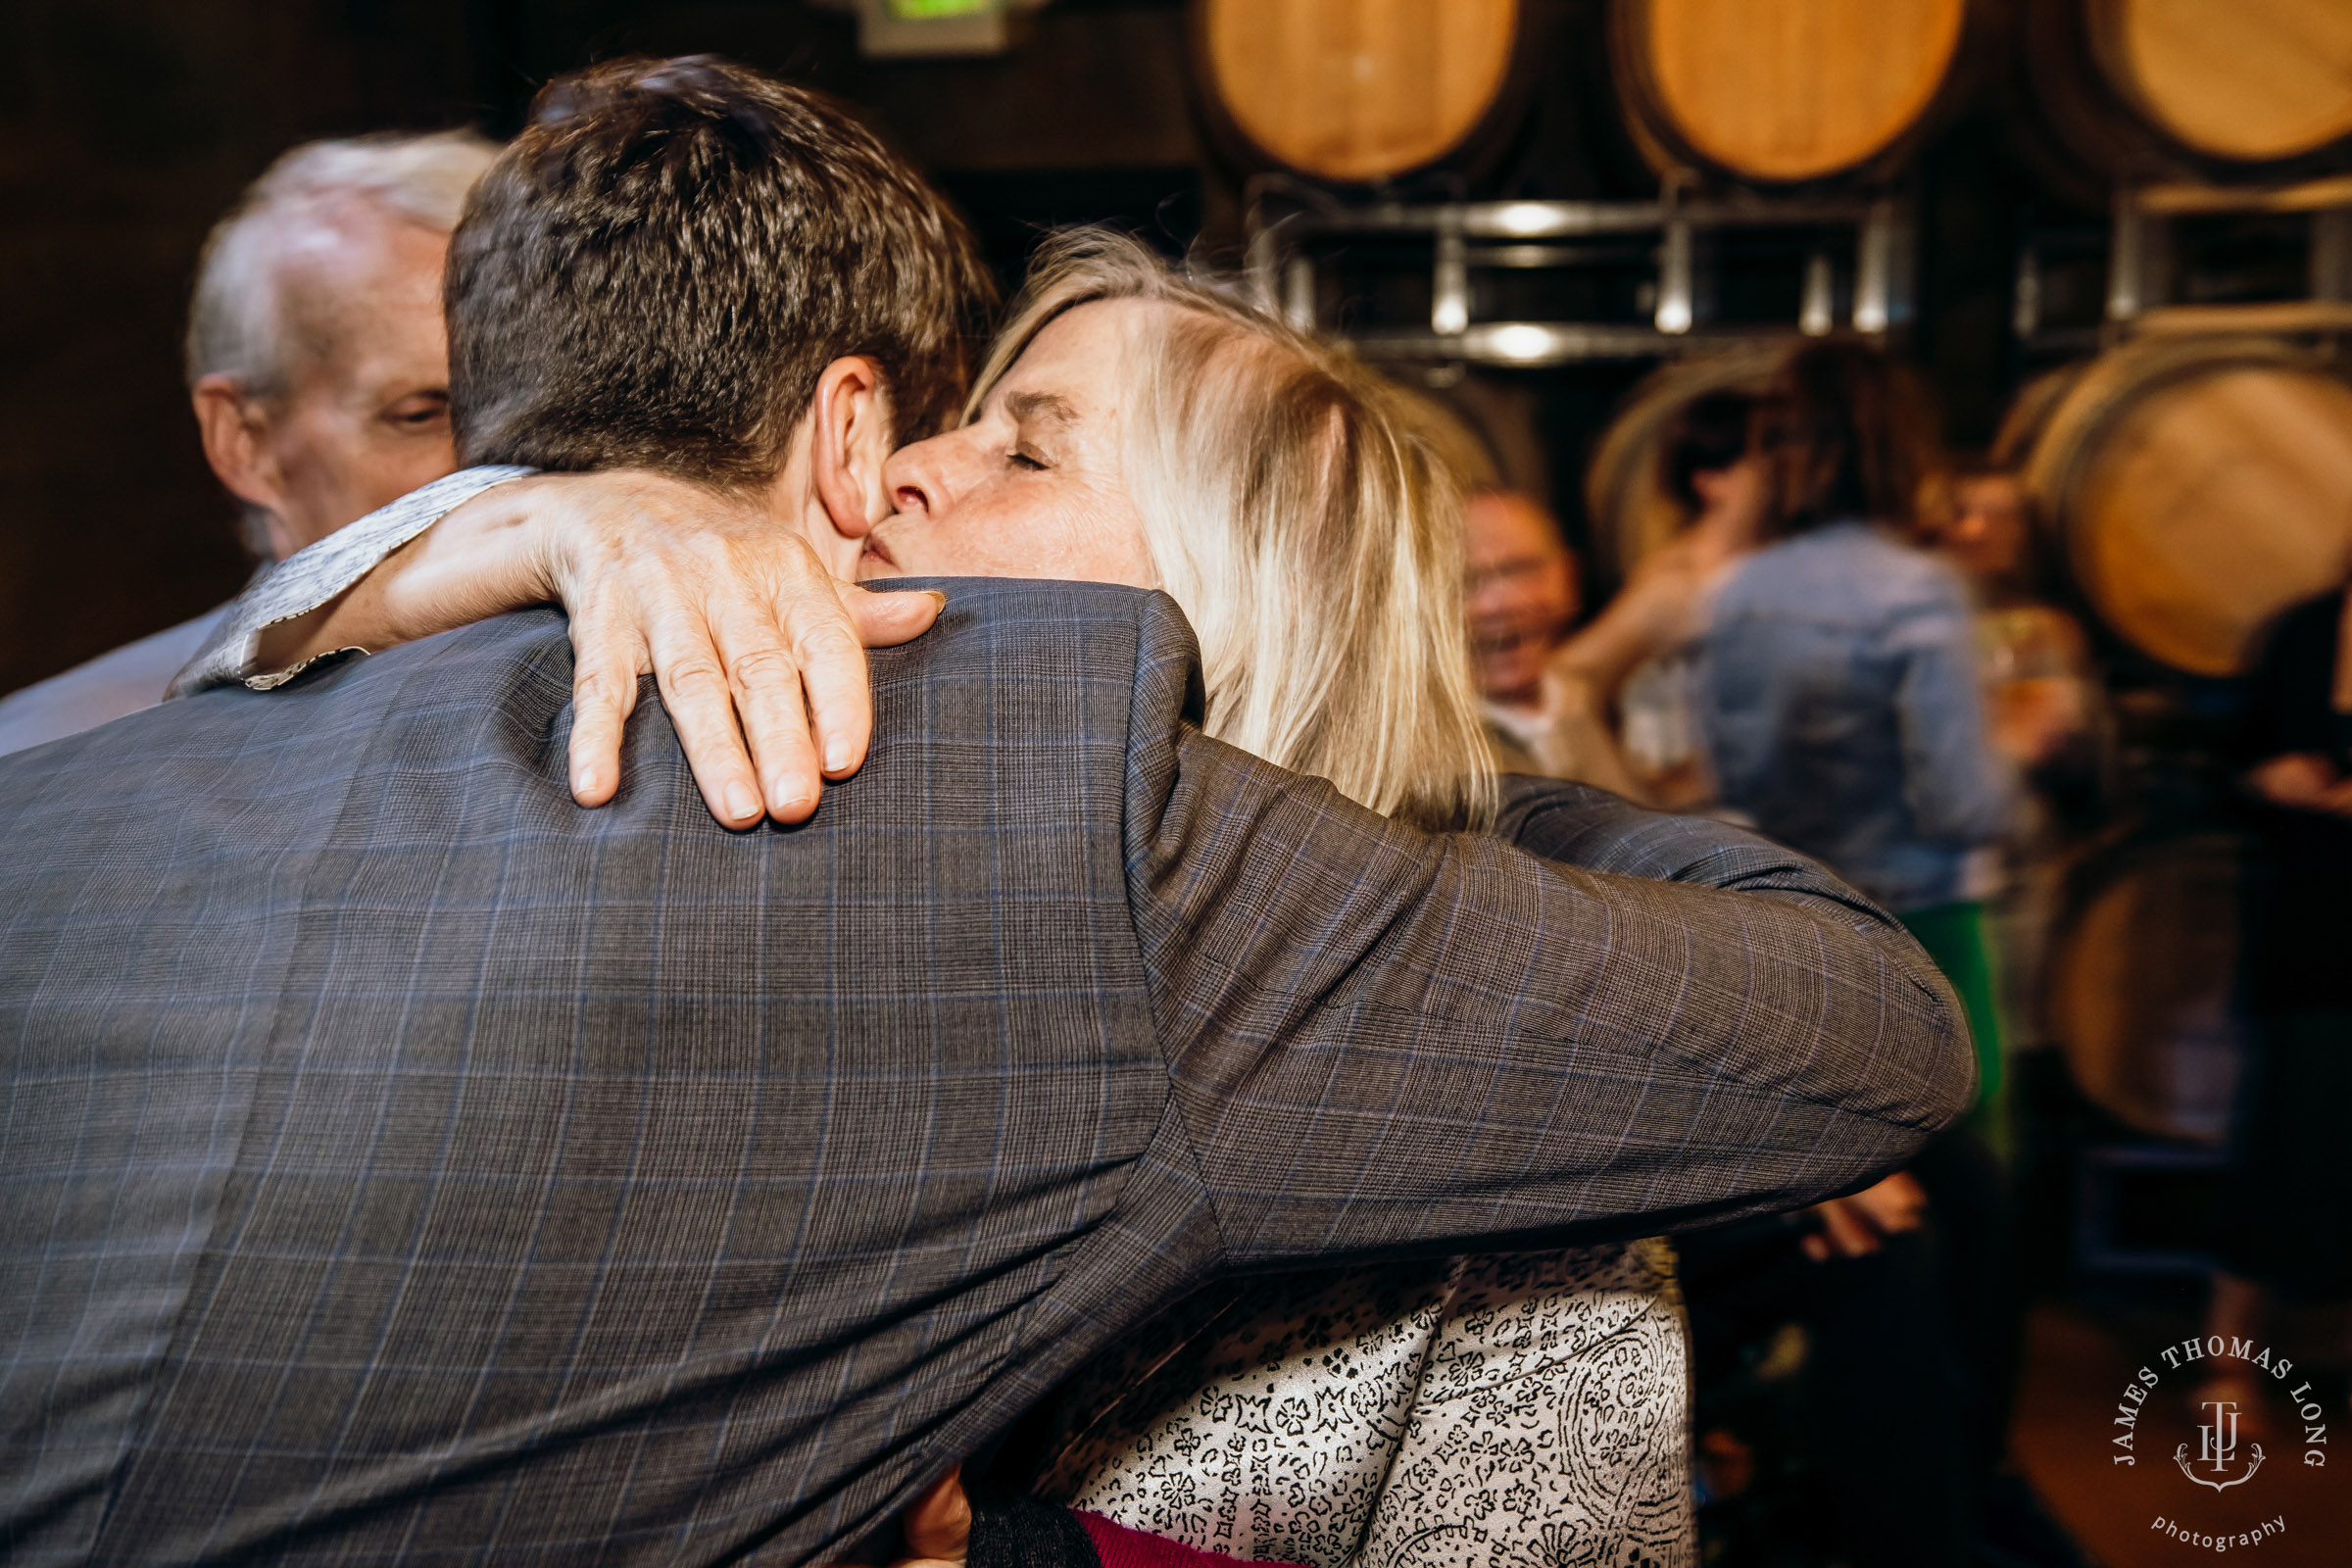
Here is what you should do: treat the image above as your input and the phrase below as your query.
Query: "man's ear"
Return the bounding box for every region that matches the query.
[192,374,289,518]
[810,356,895,541]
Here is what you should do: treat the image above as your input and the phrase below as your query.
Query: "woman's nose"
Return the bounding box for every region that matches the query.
[884,431,963,517]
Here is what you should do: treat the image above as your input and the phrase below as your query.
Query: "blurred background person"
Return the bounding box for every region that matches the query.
[2197,576,2352,1430]
[0,130,494,758]
[1703,338,2013,1105]
[1463,484,1643,796]
[1919,457,2111,1162]
[1675,337,2060,1568]
[1401,380,1642,797]
[1924,458,2106,800]
[1553,389,1770,811]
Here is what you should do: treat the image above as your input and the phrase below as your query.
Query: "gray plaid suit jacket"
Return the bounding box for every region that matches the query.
[1,580,1971,1565]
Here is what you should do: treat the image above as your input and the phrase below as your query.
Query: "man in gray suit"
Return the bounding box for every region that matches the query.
[0,59,1973,1568]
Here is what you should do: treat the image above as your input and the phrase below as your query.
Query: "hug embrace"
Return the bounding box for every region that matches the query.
[0,56,1971,1568]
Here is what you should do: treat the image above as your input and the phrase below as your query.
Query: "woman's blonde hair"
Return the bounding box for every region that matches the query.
[968,230,1495,832]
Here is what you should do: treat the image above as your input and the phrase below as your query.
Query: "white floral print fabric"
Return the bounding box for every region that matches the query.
[1041,1241,1691,1568]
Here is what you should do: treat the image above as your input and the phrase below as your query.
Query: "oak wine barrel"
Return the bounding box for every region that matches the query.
[1192,0,1526,185]
[1583,350,1778,587]
[2014,336,2352,678]
[1607,0,1975,185]
[2011,0,2352,194]
[2046,831,2248,1147]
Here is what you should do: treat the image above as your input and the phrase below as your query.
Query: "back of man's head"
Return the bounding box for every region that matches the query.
[450,56,994,488]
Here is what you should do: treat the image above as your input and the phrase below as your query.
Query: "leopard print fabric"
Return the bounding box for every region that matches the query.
[1037,1240,1690,1568]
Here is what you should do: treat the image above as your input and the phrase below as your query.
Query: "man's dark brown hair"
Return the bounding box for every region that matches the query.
[448,56,994,486]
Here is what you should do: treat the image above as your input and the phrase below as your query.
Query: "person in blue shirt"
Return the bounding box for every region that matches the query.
[1701,337,2014,1107]
[1680,338,2071,1568]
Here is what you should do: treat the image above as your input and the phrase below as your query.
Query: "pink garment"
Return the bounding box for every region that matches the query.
[1075,1511,1302,1568]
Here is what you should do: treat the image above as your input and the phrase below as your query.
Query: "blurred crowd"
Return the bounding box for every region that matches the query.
[1440,317,2352,1563]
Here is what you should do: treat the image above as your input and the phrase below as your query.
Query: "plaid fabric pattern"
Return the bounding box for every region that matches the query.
[1,581,1971,1565]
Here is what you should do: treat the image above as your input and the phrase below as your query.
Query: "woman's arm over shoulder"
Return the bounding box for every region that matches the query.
[168,466,536,697]
[1548,547,1703,700]
[166,467,942,830]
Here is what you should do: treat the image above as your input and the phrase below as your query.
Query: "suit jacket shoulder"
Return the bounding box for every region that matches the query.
[0,584,1188,1566]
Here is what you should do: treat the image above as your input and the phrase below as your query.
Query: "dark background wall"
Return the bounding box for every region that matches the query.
[0,0,2057,697]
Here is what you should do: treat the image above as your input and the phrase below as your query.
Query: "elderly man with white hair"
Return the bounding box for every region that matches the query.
[0,129,496,756]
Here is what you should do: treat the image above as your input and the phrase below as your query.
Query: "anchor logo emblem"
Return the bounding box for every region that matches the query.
[2175,1399,2265,1492]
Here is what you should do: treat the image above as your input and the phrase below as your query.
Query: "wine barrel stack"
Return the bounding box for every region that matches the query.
[2000,335,2352,679]
[1566,0,2352,655]
[1991,1,2352,682]
[1607,0,1976,187]
[2014,0,2352,196]
[1202,0,2352,664]
[1193,0,1529,185]
[1208,1,2352,1238]
[2045,830,2247,1148]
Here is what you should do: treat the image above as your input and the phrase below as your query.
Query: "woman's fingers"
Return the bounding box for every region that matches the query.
[796,585,947,780]
[840,584,949,648]
[709,596,830,822]
[620,571,906,828]
[642,593,773,829]
[1808,1197,1883,1259]
[1851,1170,1928,1234]
[534,468,944,824]
[777,584,920,784]
[795,615,874,784]
[565,595,649,808]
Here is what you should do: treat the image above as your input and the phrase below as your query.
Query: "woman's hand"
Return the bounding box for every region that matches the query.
[1988,676,2085,768]
[819,1466,971,1568]
[1799,1170,1929,1261]
[528,473,943,828]
[260,469,943,830]
[2247,751,2352,817]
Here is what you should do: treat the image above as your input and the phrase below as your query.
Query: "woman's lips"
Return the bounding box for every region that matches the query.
[860,534,899,569]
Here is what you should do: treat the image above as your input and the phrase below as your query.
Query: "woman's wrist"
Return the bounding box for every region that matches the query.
[376,477,565,643]
[250,476,560,669]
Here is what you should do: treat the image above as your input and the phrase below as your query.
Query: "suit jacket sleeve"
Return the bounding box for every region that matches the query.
[1494,774,1900,917]
[1119,597,1976,1271]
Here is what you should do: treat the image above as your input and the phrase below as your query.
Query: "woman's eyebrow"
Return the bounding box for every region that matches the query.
[1004,390,1077,429]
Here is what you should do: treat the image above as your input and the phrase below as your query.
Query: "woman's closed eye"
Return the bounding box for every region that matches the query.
[1008,447,1049,472]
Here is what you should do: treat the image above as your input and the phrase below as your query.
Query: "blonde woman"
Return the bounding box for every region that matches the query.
[195,232,1699,1566]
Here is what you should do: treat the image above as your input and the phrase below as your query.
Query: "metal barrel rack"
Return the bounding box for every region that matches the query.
[1245,182,1916,367]
[2016,173,2352,358]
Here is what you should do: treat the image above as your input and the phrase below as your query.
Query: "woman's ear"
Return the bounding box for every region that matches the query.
[810,356,896,541]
